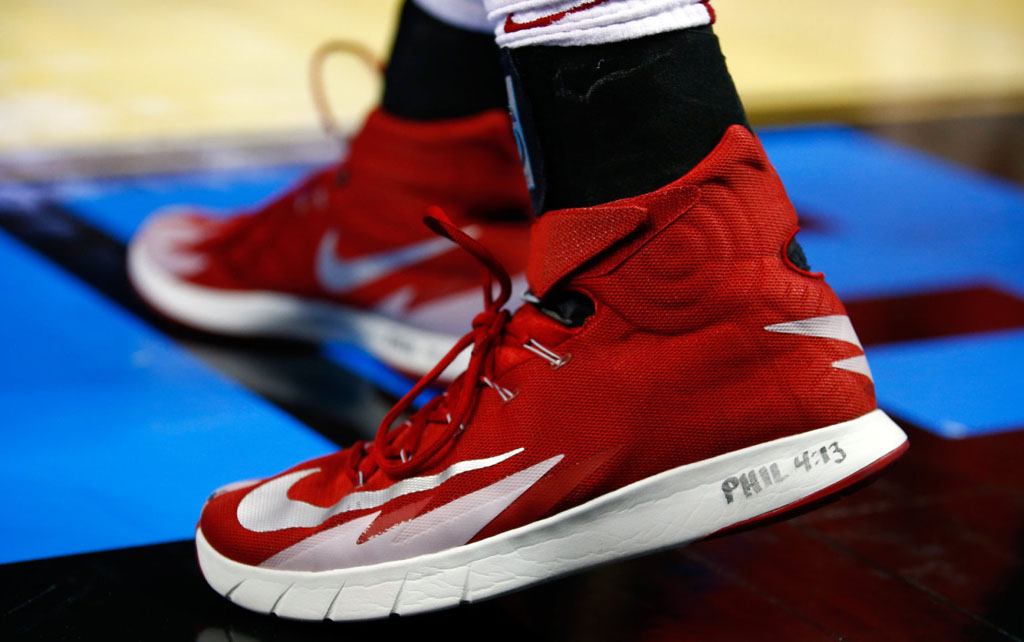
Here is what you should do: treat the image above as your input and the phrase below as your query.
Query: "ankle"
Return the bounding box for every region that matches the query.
[504,26,748,213]
[382,1,508,120]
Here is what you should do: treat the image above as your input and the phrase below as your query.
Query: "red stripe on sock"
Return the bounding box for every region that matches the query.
[701,1,716,24]
[504,0,614,34]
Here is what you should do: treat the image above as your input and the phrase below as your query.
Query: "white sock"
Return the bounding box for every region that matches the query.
[484,0,714,48]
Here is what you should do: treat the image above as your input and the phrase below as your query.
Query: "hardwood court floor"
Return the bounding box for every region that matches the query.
[1,0,1022,150]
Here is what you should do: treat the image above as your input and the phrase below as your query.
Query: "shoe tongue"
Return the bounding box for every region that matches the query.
[526,204,647,298]
[485,303,572,373]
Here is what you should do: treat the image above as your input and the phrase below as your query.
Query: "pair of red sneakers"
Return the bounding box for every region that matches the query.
[129,107,907,621]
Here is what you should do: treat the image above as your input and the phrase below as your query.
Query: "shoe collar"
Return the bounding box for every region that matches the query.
[525,124,767,298]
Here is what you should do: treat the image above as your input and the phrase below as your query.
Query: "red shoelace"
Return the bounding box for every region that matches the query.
[344,207,522,484]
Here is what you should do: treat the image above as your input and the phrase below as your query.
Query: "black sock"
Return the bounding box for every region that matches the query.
[382,2,507,120]
[503,26,749,214]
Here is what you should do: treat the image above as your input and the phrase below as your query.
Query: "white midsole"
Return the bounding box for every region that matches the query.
[196,409,907,621]
[127,239,467,379]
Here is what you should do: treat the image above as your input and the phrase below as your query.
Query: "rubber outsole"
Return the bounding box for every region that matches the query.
[196,409,908,621]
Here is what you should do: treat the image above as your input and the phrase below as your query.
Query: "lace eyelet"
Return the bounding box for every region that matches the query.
[481,376,517,403]
[522,338,570,370]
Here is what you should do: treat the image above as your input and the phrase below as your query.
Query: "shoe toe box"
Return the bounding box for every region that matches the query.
[198,475,286,568]
[197,452,356,567]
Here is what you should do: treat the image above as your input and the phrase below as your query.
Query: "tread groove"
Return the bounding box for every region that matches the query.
[269,582,292,616]
[324,581,345,621]
[391,572,409,616]
[223,580,243,601]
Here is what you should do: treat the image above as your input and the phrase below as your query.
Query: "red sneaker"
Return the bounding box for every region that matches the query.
[128,108,532,378]
[195,125,907,620]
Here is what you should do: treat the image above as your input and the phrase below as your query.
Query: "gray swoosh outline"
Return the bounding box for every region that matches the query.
[315,225,480,294]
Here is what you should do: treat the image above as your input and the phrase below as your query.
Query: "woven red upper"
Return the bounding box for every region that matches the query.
[199,125,876,570]
[134,108,532,314]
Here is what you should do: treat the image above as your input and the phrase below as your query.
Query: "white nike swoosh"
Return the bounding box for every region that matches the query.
[315,225,480,294]
[764,314,873,381]
[260,454,564,571]
[237,448,524,533]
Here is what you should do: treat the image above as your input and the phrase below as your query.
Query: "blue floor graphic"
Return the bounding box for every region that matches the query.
[867,328,1024,438]
[0,229,333,564]
[760,125,1024,300]
[56,164,313,242]
[1,125,1022,562]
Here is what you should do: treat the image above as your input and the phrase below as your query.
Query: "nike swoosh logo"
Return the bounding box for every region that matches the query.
[237,448,524,533]
[765,314,874,381]
[260,453,564,571]
[504,0,612,33]
[315,225,479,294]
